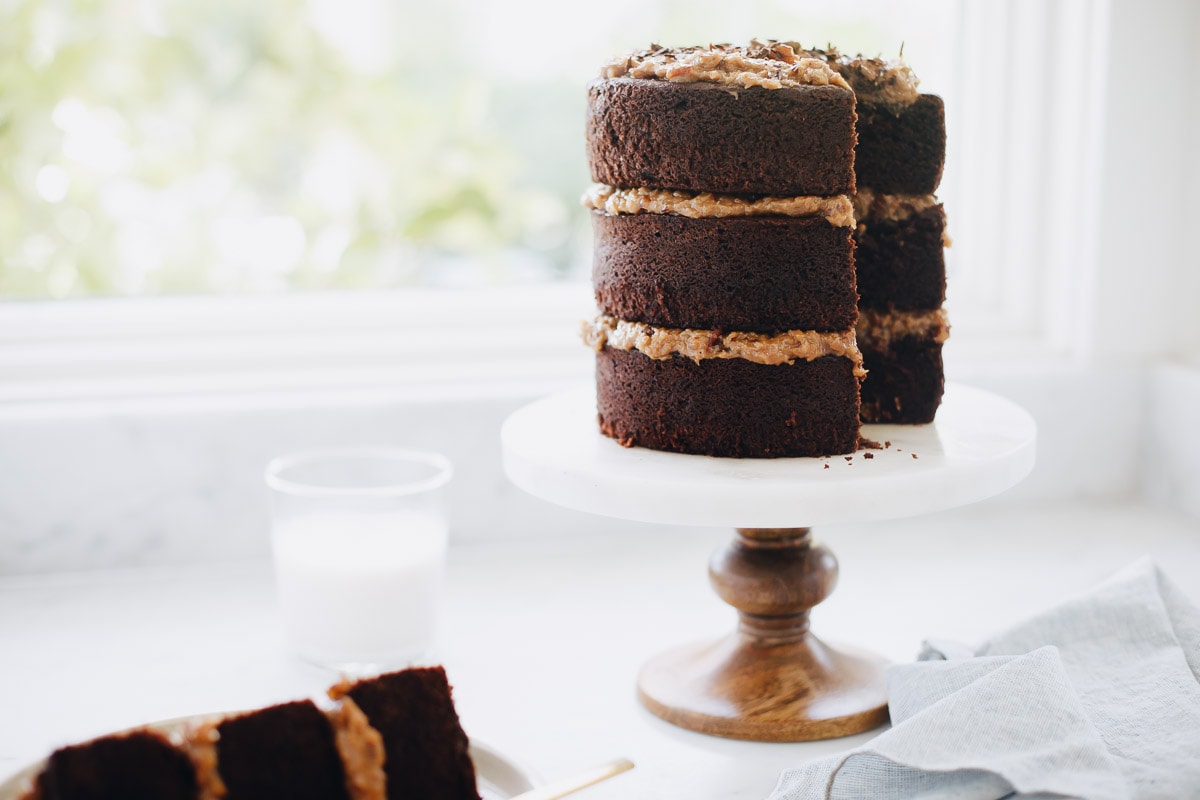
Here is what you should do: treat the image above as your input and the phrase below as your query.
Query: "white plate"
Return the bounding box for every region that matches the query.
[0,716,536,800]
[502,382,1037,527]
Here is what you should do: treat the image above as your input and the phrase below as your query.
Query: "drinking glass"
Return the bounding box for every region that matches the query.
[264,446,453,673]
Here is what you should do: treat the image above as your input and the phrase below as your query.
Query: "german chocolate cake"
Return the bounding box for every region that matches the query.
[584,43,865,458]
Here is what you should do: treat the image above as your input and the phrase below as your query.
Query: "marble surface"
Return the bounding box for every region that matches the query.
[502,383,1036,527]
[2,500,1198,799]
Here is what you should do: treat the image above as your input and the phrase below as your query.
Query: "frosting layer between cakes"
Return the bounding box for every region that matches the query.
[584,315,865,377]
[584,184,854,226]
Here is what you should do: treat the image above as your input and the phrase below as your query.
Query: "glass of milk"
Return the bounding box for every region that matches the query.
[264,446,453,674]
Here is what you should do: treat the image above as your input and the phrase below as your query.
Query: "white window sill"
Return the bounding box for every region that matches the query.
[0,285,598,410]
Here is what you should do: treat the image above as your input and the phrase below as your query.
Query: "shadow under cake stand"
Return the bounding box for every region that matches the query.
[500,383,1036,742]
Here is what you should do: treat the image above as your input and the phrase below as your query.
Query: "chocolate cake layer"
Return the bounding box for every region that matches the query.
[338,667,479,800]
[35,731,199,800]
[859,339,944,424]
[596,348,860,458]
[593,212,857,332]
[855,94,945,195]
[587,77,856,196]
[855,204,946,311]
[214,701,351,800]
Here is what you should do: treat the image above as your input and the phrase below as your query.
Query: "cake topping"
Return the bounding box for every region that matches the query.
[583,315,866,377]
[601,42,851,91]
[600,41,923,107]
[855,308,950,351]
[852,188,941,223]
[800,43,921,109]
[584,185,855,228]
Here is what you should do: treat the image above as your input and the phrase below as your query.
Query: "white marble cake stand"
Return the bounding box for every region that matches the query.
[501,383,1036,742]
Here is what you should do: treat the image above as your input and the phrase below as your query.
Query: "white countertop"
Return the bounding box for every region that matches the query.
[3,499,1198,799]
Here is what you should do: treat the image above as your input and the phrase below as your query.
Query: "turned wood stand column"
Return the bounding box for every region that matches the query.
[636,527,889,741]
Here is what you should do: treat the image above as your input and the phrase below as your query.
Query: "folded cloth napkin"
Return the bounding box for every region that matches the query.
[767,559,1200,800]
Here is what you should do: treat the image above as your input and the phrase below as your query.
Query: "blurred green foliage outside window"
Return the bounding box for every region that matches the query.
[0,0,916,299]
[0,0,590,297]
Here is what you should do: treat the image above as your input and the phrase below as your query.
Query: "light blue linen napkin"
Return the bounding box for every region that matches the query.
[767,559,1200,800]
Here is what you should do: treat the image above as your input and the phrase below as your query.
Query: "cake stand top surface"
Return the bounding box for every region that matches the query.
[501,383,1036,528]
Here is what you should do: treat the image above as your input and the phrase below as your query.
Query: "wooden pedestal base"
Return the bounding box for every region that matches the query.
[636,527,889,741]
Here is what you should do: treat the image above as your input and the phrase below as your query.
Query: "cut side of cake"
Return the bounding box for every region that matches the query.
[584,42,865,458]
[852,188,949,423]
[854,95,946,196]
[794,43,950,424]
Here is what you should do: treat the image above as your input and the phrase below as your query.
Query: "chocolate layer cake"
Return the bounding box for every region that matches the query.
[331,666,479,800]
[30,730,199,800]
[585,42,864,458]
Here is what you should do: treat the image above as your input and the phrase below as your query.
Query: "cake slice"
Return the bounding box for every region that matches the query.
[25,729,199,800]
[330,666,480,800]
[19,666,476,800]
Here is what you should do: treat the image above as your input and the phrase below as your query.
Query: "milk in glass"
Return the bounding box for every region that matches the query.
[271,509,447,668]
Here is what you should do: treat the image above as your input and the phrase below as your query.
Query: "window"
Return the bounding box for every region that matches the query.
[0,0,1159,404]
